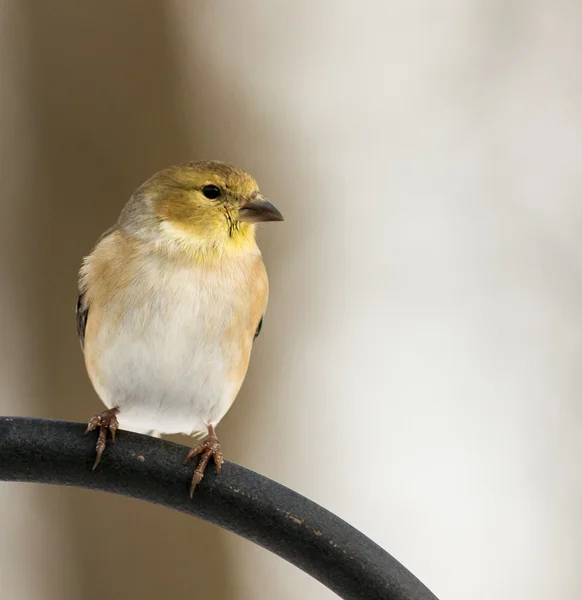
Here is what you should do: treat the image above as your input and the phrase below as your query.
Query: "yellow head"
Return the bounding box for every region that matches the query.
[120,161,283,259]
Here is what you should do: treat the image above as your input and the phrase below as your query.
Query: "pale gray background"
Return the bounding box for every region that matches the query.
[1,1,581,599]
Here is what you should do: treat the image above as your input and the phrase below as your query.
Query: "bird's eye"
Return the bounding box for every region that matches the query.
[202,185,221,200]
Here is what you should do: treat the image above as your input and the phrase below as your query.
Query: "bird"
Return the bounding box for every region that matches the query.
[76,161,283,496]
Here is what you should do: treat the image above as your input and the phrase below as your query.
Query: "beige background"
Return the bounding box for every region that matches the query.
[1,1,582,599]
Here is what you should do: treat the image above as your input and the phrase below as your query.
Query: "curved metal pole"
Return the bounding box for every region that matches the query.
[0,417,438,600]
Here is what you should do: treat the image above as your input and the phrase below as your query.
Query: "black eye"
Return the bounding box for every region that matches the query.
[202,184,221,200]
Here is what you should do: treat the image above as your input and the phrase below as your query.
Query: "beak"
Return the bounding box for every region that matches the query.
[238,196,284,223]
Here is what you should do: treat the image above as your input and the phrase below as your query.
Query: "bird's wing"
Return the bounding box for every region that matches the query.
[76,226,116,352]
[76,292,88,350]
[254,315,264,340]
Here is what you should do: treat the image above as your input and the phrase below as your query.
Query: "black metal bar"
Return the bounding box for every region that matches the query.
[0,417,438,600]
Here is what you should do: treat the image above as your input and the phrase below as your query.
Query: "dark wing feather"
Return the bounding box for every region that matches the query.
[76,292,89,350]
[254,316,264,340]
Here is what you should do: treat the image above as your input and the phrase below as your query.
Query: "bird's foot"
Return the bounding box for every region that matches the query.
[184,426,223,497]
[84,407,120,469]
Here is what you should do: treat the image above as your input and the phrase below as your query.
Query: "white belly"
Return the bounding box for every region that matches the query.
[86,259,260,436]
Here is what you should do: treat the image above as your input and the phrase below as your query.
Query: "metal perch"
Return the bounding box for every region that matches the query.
[0,417,438,600]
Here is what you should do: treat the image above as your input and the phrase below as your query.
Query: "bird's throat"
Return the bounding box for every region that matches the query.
[157,219,257,265]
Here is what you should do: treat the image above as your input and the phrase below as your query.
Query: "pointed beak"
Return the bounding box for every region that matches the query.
[238,196,284,223]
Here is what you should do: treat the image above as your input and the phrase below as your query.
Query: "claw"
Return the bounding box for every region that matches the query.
[185,426,223,497]
[84,415,101,434]
[84,408,120,469]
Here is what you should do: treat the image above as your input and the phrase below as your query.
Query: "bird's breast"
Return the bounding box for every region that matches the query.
[83,242,268,431]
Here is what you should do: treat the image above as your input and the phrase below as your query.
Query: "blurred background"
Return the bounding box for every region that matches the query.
[1,1,581,599]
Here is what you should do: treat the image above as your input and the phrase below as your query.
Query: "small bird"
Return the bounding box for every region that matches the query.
[77,161,283,496]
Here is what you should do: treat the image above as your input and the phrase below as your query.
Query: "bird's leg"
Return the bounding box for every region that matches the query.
[184,425,223,497]
[84,407,120,469]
